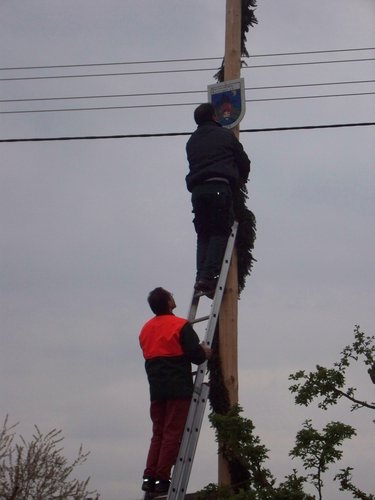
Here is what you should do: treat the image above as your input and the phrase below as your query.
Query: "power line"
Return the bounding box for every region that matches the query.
[0,47,373,71]
[0,58,374,82]
[1,91,373,114]
[247,91,375,103]
[1,79,373,104]
[248,47,375,58]
[1,122,373,143]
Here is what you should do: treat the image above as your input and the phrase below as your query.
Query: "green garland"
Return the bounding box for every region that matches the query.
[214,0,258,293]
[233,183,256,294]
[214,0,258,84]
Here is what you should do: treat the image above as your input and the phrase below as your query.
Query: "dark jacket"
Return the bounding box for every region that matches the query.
[139,314,206,401]
[185,120,250,192]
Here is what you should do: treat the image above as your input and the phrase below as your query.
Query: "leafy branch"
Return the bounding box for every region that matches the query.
[334,467,375,500]
[289,325,375,412]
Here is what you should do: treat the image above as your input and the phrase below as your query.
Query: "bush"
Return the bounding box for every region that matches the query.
[0,416,99,500]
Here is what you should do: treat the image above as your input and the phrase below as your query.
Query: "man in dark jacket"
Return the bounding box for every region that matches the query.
[186,103,251,296]
[139,287,211,495]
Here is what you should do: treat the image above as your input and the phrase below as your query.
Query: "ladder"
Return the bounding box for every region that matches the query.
[166,221,238,500]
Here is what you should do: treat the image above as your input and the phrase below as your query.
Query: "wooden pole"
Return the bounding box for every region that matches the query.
[218,0,242,488]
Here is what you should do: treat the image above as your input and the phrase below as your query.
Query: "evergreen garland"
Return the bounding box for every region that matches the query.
[214,0,258,84]
[214,0,258,293]
[208,327,252,492]
[233,183,256,294]
[231,0,258,295]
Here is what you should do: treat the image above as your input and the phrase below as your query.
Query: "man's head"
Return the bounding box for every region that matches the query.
[147,287,176,315]
[193,103,217,125]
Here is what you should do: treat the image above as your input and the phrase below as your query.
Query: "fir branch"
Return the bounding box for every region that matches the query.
[214,0,258,83]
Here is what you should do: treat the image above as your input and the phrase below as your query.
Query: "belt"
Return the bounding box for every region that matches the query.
[205,177,229,184]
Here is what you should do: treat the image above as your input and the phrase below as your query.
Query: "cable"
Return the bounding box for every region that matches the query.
[0,57,222,71]
[0,58,374,82]
[1,91,374,114]
[0,47,373,71]
[246,91,375,103]
[0,89,204,103]
[1,79,373,104]
[248,47,375,58]
[1,122,374,143]
[1,67,216,81]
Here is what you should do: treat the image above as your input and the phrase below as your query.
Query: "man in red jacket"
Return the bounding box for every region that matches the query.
[139,287,212,495]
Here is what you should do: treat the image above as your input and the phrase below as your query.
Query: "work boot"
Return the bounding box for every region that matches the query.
[154,478,170,494]
[141,476,156,492]
[194,277,217,295]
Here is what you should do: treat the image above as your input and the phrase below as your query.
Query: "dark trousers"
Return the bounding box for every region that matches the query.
[144,399,191,481]
[191,182,234,280]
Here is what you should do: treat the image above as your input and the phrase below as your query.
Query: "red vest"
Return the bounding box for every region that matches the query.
[139,315,188,359]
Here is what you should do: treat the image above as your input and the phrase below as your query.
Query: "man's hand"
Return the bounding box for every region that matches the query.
[200,341,212,360]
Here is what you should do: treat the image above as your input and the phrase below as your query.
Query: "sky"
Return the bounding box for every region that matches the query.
[1,1,374,499]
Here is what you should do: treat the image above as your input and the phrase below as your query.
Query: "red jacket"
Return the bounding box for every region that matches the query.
[139,314,206,401]
[140,315,188,359]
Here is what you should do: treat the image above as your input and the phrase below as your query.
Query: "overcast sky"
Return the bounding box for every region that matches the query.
[1,1,374,499]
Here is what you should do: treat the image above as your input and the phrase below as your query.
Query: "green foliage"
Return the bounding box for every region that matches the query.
[289,366,346,410]
[272,470,315,500]
[289,325,375,412]
[206,407,314,499]
[204,327,374,499]
[288,326,375,499]
[0,416,99,499]
[214,1,258,83]
[334,467,375,500]
[196,471,314,500]
[212,0,258,294]
[209,405,273,493]
[290,420,356,499]
[234,184,257,294]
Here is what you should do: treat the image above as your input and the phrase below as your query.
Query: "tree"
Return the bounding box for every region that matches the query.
[289,420,356,500]
[198,327,374,499]
[0,416,99,500]
[202,410,369,499]
[289,325,375,498]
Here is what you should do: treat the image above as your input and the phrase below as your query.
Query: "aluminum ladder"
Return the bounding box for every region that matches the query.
[166,221,238,500]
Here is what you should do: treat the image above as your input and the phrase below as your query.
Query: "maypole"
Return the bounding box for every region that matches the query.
[218,0,242,486]
[216,0,257,488]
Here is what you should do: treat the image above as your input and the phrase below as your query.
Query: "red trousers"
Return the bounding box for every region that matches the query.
[144,399,191,481]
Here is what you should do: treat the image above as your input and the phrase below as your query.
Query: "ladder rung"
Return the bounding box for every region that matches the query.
[190,315,210,324]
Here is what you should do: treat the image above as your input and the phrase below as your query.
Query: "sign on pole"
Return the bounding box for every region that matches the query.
[207,77,245,129]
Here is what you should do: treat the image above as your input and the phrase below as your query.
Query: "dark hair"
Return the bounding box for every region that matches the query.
[148,287,171,315]
[194,103,216,125]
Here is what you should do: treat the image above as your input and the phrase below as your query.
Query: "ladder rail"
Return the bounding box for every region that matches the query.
[167,384,209,498]
[166,221,238,500]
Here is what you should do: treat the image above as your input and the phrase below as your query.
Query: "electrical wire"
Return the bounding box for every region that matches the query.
[1,79,373,104]
[1,122,374,143]
[0,47,373,71]
[1,91,373,114]
[246,91,375,103]
[0,58,374,82]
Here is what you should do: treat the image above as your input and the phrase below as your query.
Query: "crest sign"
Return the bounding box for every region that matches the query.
[207,78,245,129]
